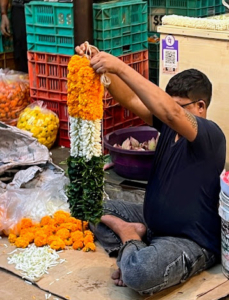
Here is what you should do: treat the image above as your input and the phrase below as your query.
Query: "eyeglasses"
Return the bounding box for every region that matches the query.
[179,99,204,108]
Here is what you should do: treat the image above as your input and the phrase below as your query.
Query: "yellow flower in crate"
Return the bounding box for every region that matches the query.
[17,102,59,149]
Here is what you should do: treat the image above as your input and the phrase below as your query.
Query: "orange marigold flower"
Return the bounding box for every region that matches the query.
[59,223,78,232]
[8,233,17,243]
[82,242,96,252]
[21,232,34,244]
[84,230,94,237]
[53,211,70,225]
[34,232,47,247]
[20,218,33,230]
[15,237,29,248]
[71,230,84,243]
[72,240,84,250]
[64,238,73,246]
[47,235,57,245]
[56,228,70,240]
[65,217,78,224]
[40,216,54,227]
[83,234,94,245]
[41,225,57,236]
[50,237,65,251]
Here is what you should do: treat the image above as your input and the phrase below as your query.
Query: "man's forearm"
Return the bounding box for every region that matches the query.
[1,0,9,14]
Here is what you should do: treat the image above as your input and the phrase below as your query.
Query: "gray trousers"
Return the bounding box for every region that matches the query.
[90,200,217,295]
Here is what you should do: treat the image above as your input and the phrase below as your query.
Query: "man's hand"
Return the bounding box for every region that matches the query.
[1,14,10,36]
[90,51,124,75]
[75,42,99,58]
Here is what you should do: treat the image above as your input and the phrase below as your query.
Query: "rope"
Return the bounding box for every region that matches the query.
[83,41,111,88]
[222,0,229,9]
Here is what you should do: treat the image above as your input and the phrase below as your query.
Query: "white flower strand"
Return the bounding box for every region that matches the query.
[162,15,229,31]
[70,117,102,160]
[7,244,66,282]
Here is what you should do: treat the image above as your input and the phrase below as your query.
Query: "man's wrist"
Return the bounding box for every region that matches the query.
[1,12,7,16]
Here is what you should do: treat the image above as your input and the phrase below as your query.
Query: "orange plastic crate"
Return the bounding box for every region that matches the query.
[29,50,148,148]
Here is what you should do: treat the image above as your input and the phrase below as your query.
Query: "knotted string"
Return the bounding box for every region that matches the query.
[84,41,111,88]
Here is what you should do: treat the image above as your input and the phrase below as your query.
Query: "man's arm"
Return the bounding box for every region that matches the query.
[75,44,153,126]
[1,0,10,36]
[91,52,198,142]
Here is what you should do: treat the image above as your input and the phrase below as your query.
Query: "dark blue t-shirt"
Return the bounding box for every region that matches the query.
[144,116,226,256]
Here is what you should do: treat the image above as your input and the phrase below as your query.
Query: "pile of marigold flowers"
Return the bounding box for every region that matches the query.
[8,210,96,252]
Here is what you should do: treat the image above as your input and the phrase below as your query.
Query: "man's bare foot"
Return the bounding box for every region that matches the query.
[111,268,127,287]
[101,215,146,243]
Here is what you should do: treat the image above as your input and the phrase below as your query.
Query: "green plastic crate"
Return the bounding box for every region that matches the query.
[166,0,209,9]
[148,0,166,8]
[93,0,147,30]
[25,1,74,55]
[148,41,160,61]
[27,32,74,55]
[25,1,73,28]
[93,0,148,56]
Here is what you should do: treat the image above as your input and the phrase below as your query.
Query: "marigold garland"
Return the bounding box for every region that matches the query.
[8,211,96,252]
[67,55,104,121]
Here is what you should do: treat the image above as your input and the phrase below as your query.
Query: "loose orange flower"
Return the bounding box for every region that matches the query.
[82,242,96,252]
[34,232,47,247]
[84,230,94,237]
[20,218,33,230]
[15,237,30,248]
[50,237,65,251]
[59,223,78,232]
[56,228,70,240]
[47,235,57,245]
[8,233,17,243]
[21,232,34,243]
[71,230,84,243]
[53,211,70,225]
[83,234,94,245]
[72,240,84,250]
[64,238,73,246]
[40,216,54,227]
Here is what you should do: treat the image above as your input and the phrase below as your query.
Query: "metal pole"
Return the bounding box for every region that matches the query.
[73,0,93,47]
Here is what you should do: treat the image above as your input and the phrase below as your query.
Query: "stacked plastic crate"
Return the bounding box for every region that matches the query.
[25,1,74,147]
[93,0,149,137]
[0,7,14,69]
[147,0,226,86]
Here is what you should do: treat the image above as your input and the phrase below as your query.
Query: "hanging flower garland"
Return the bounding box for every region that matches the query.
[66,45,107,226]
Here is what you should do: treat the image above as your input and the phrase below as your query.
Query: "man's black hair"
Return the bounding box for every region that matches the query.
[165,69,212,108]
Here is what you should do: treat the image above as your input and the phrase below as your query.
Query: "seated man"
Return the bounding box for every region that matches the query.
[76,44,226,295]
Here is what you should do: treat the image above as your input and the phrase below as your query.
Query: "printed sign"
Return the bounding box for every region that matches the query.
[162,35,179,74]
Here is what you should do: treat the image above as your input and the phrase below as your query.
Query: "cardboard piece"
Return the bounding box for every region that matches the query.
[0,238,145,300]
[1,237,228,300]
[146,265,227,300]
